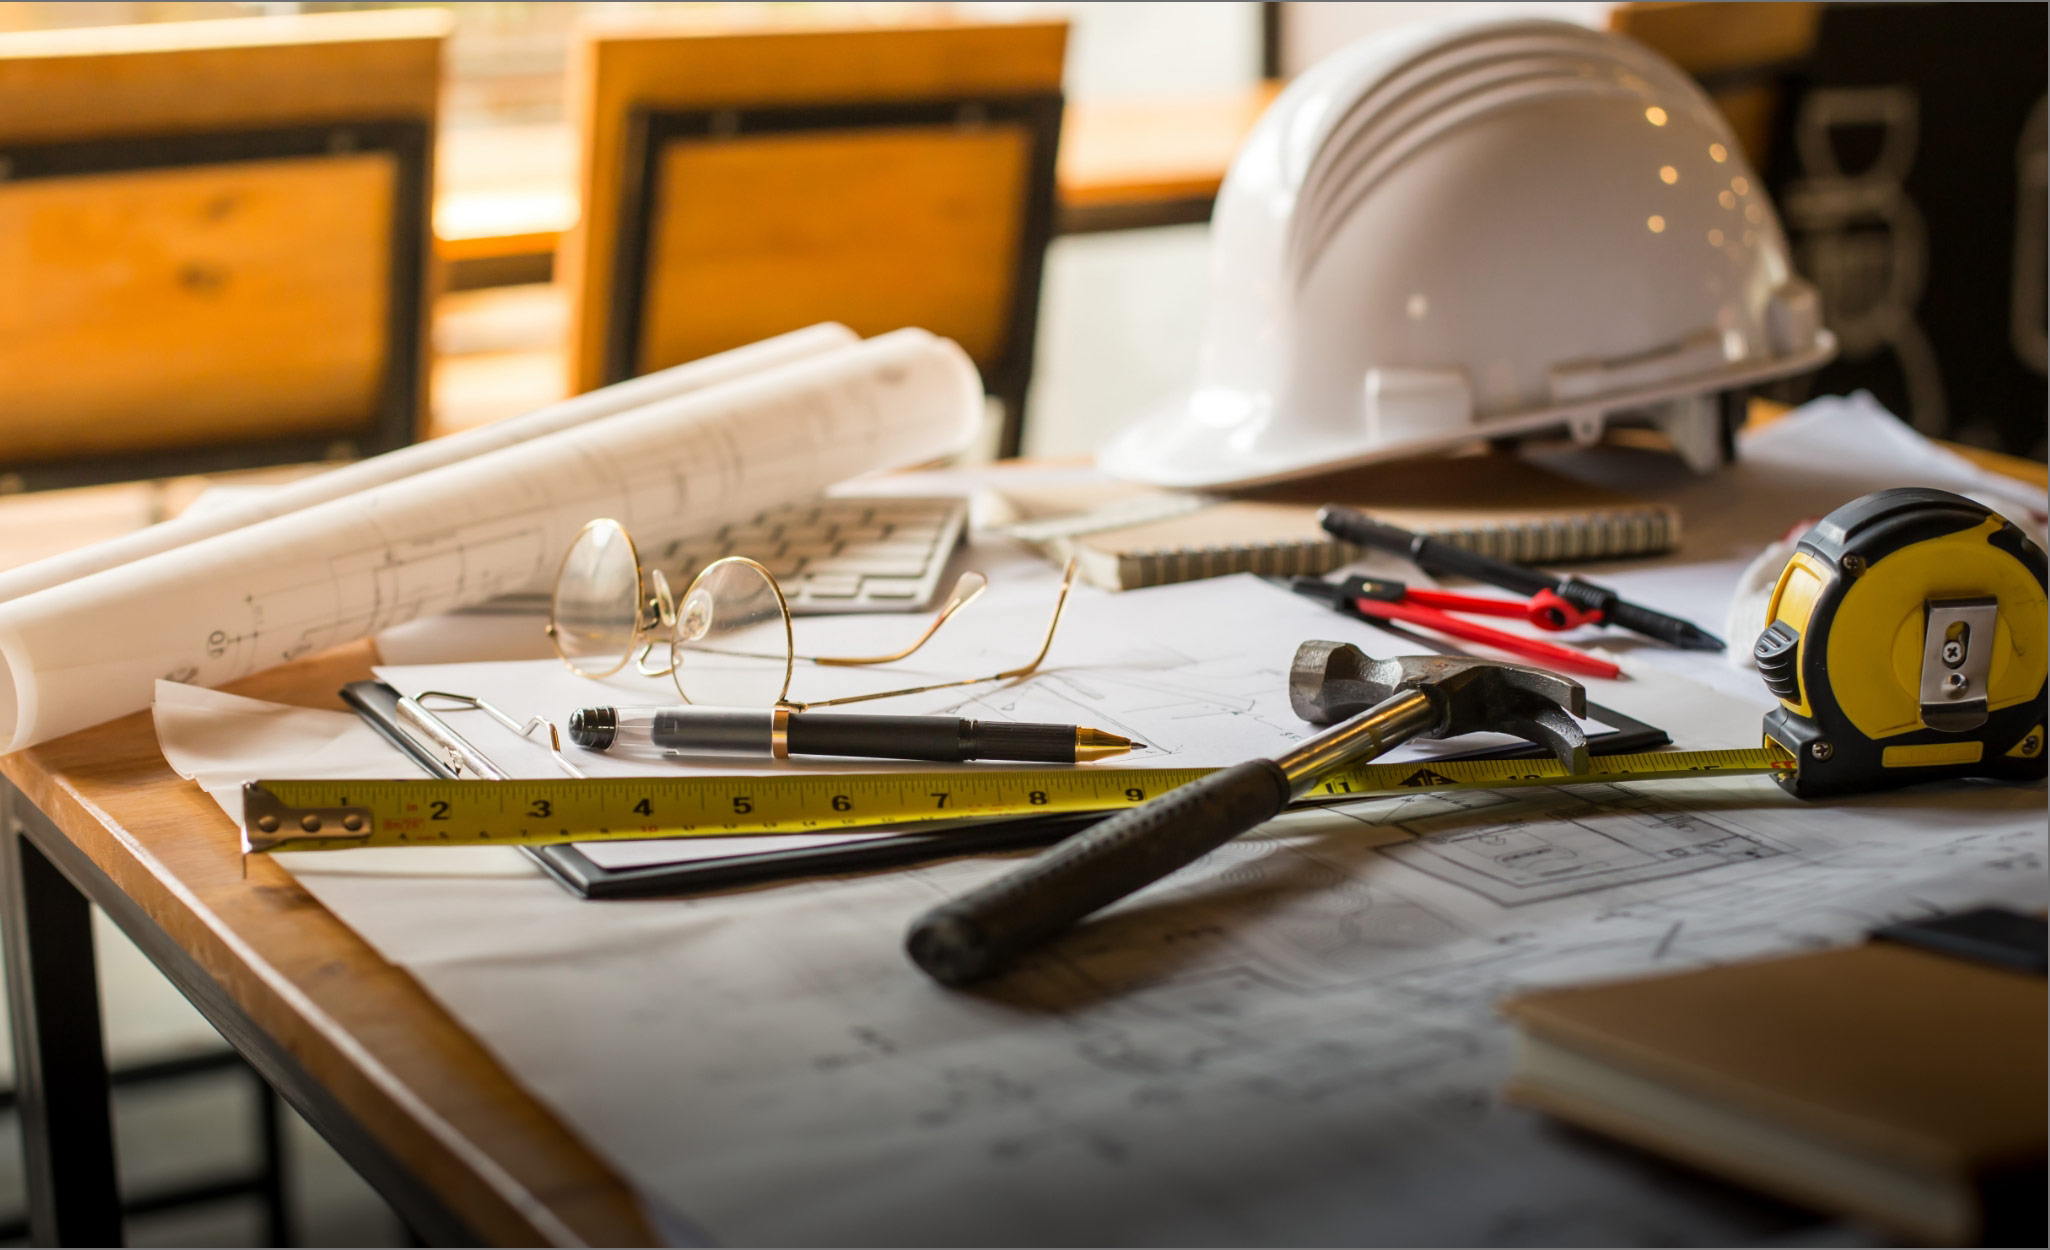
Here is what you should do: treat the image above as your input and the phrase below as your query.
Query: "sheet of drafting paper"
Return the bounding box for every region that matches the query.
[370,573,1672,778]
[0,329,974,750]
[367,571,1755,875]
[274,751,2048,1245]
[268,581,2035,1248]
[258,394,2050,1244]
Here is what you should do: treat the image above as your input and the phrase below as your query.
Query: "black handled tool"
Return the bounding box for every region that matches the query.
[1316,505,1725,652]
[905,646,1588,985]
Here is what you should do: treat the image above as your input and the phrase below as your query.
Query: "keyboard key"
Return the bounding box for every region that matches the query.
[818,556,931,577]
[826,541,934,561]
[859,578,924,600]
[799,575,862,599]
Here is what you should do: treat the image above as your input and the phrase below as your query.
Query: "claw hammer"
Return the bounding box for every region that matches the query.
[906,645,1590,986]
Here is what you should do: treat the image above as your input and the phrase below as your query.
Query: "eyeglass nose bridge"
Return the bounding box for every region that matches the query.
[645,568,676,631]
[628,569,682,678]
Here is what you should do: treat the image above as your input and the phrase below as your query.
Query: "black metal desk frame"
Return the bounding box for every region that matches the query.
[0,777,477,1246]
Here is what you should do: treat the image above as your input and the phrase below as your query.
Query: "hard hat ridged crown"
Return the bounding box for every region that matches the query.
[1099,17,1835,489]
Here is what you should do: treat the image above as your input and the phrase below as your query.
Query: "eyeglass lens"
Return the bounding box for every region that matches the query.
[550,520,644,676]
[670,557,795,707]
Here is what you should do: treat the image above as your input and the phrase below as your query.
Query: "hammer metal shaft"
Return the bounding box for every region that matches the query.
[1276,689,1436,788]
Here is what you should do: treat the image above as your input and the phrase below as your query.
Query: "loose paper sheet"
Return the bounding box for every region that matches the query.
[0,329,974,750]
[366,573,1699,828]
[276,770,2045,1245]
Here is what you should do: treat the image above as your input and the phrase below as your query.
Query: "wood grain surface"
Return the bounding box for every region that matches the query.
[0,8,446,461]
[641,124,1028,372]
[564,18,1067,393]
[0,641,654,1246]
[0,9,449,145]
[0,156,393,461]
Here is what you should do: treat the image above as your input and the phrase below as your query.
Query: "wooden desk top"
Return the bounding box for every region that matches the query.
[0,641,654,1246]
[0,422,2039,1244]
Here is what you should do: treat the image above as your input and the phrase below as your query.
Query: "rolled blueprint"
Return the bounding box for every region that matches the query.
[0,329,978,751]
[0,323,858,606]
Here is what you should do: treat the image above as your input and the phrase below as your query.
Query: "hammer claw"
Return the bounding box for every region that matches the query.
[1492,692,1591,775]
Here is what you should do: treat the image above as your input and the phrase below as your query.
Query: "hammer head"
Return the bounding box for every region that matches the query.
[1289,642,1591,772]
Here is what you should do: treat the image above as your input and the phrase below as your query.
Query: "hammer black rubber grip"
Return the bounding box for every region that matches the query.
[905,758,1294,985]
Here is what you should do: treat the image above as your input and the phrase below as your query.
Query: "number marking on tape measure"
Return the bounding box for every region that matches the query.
[243,746,1795,854]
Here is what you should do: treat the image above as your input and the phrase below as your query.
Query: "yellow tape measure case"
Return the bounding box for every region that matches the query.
[1757,488,2048,797]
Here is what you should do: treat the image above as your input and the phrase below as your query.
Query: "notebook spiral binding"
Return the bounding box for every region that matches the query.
[1122,508,1677,589]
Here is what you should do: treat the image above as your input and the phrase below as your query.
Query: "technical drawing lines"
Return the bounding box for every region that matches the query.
[1344,783,1785,906]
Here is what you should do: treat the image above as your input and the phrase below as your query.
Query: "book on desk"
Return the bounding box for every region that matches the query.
[1501,909,2049,1246]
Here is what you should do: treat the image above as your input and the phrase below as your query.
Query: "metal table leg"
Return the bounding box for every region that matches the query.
[1,784,123,1247]
[0,776,479,1246]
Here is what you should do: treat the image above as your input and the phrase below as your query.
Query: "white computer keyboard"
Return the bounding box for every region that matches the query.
[645,495,968,613]
[477,495,968,616]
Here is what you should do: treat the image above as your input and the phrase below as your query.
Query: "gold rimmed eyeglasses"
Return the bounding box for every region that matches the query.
[545,519,1075,709]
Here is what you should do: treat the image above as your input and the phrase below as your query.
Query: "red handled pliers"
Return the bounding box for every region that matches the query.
[1292,575,1622,679]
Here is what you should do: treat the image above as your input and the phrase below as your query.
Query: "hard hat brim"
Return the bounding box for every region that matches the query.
[1098,330,1837,490]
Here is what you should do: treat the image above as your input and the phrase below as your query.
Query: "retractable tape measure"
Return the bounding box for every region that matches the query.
[242,488,2046,855]
[242,747,1792,854]
[1755,487,2046,795]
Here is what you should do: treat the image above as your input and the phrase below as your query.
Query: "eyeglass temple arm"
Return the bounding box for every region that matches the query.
[808,577,990,667]
[792,559,1077,710]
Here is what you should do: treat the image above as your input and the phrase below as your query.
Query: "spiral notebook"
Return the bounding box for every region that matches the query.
[987,453,1681,591]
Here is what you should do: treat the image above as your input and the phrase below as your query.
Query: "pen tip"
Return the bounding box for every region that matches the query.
[1074,727,1138,762]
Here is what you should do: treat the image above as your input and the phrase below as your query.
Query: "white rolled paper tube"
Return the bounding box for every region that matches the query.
[0,328,979,751]
[0,322,859,606]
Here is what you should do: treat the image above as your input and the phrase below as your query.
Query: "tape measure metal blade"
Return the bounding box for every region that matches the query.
[241,769,1212,854]
[242,746,1794,854]
[1308,745,1793,798]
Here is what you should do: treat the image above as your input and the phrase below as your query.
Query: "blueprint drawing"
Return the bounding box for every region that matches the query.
[277,768,2048,1246]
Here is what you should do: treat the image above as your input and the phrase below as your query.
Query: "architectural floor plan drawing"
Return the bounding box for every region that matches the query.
[274,761,2050,1246]
[930,644,1313,761]
[1334,783,1786,904]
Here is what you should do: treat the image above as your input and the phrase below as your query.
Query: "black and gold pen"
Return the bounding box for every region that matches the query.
[566,706,1137,764]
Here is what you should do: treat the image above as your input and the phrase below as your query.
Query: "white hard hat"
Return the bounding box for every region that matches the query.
[1098,16,1836,489]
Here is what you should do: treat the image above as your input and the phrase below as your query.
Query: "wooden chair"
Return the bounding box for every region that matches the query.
[0,10,448,493]
[563,16,1066,458]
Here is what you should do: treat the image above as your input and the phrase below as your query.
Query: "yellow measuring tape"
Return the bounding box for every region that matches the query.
[243,744,1795,854]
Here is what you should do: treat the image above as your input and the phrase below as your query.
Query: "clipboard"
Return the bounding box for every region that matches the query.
[339,681,1667,901]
